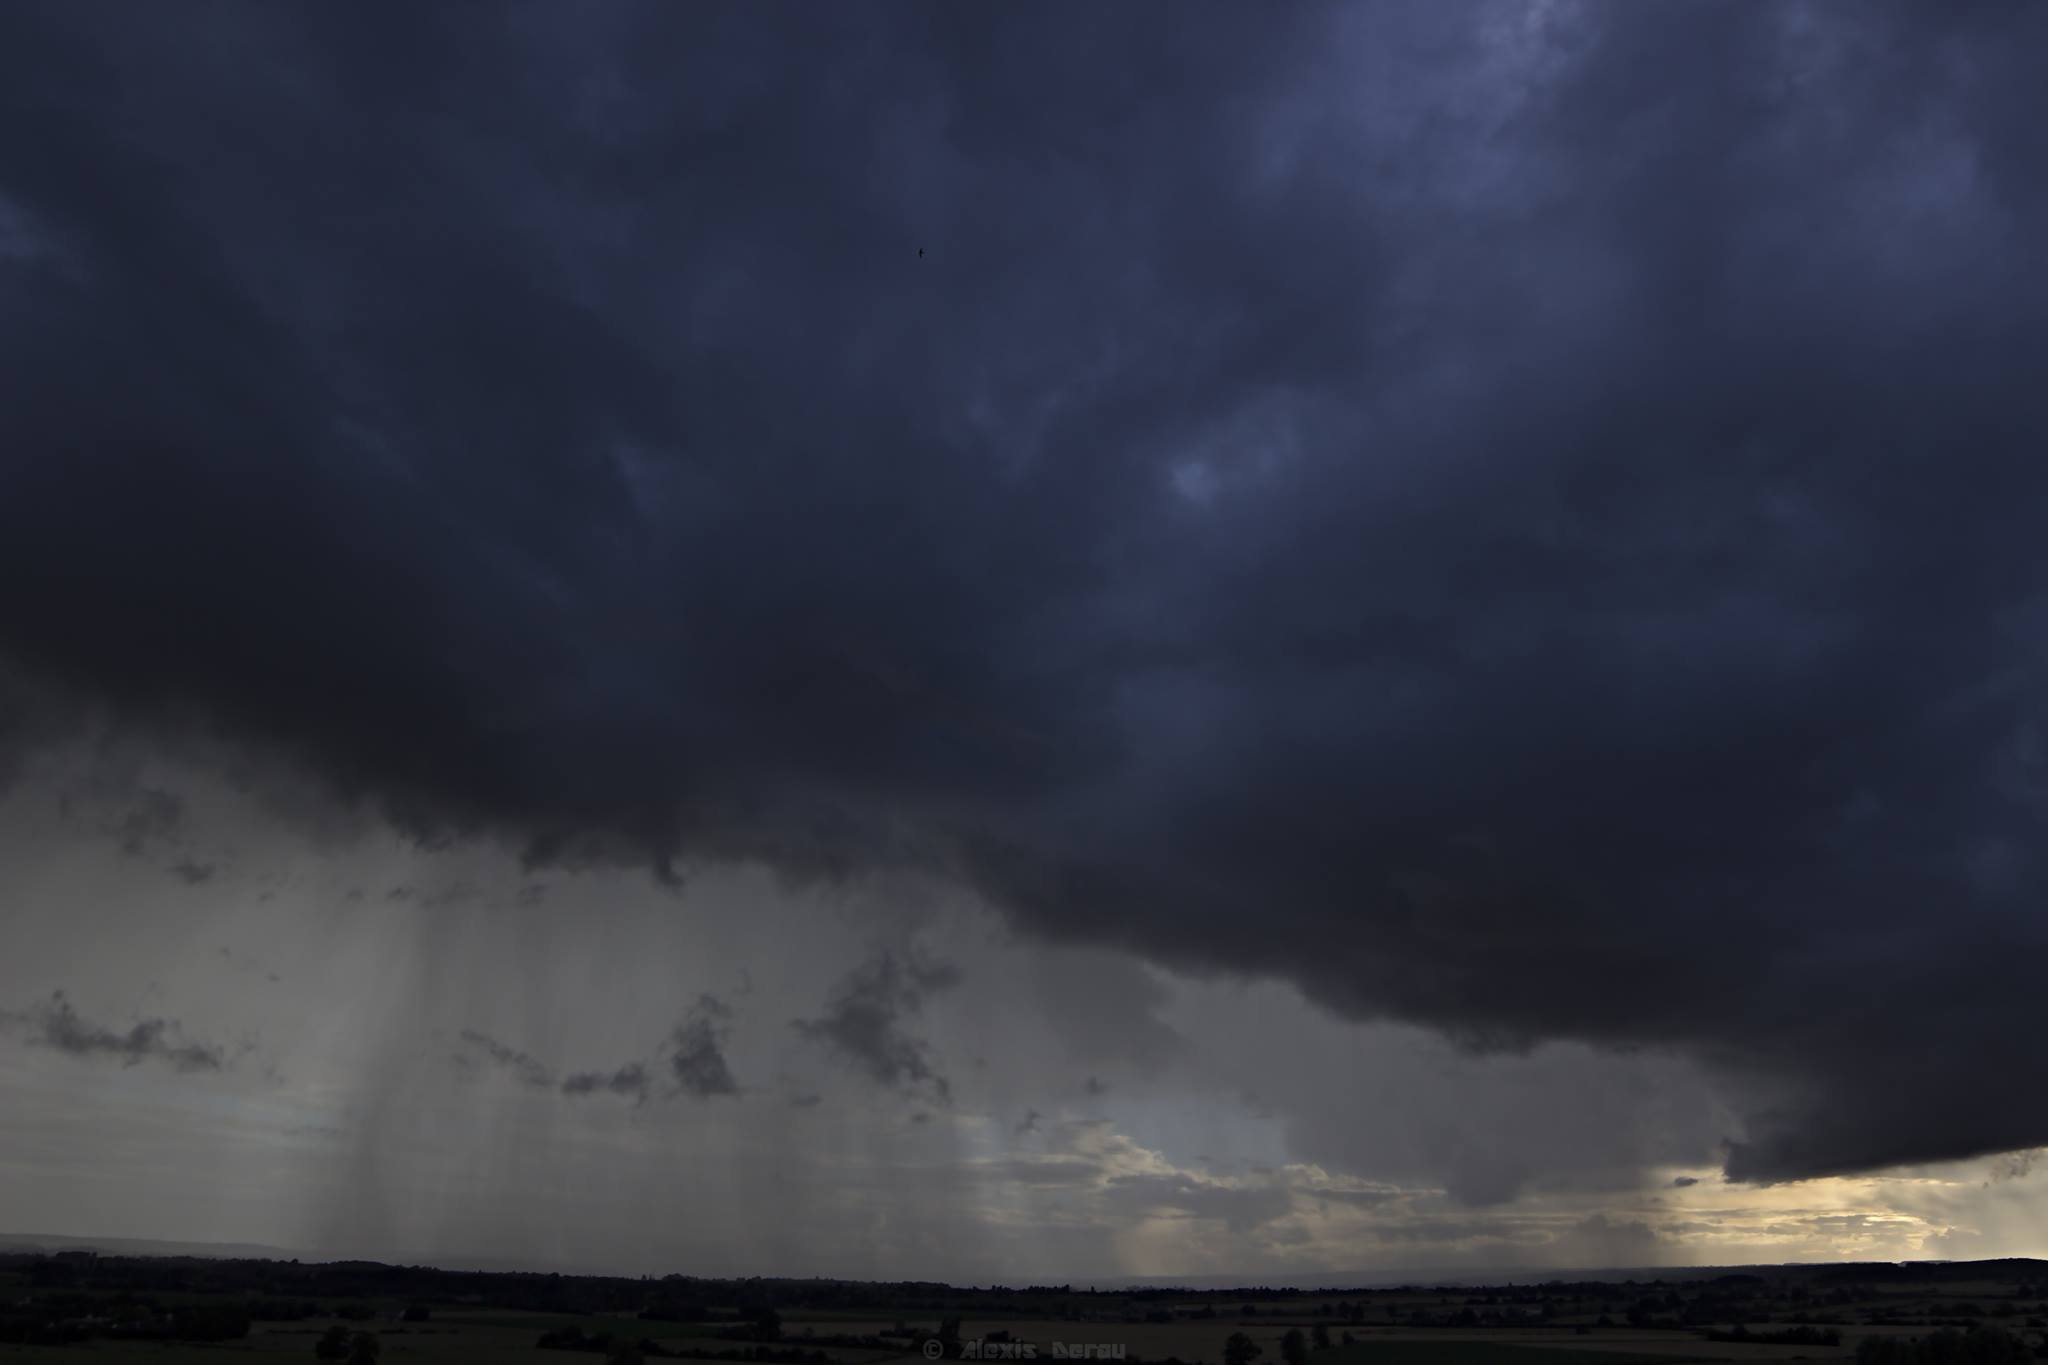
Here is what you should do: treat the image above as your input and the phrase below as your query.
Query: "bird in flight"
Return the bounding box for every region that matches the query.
[918,246,924,258]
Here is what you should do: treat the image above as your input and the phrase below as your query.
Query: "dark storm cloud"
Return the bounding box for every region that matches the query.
[170,858,215,885]
[794,950,959,1100]
[1989,1151,2044,1183]
[457,1029,555,1091]
[3,1,2048,1184]
[110,789,183,857]
[463,1003,733,1104]
[1,991,224,1073]
[667,994,740,1099]
[561,1061,650,1104]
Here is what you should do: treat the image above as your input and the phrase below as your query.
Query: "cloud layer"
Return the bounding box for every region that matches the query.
[460,997,740,1105]
[2,992,225,1073]
[2,1,2046,1186]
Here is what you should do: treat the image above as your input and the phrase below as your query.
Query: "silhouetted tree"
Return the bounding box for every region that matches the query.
[316,1324,352,1360]
[1224,1333,1261,1365]
[1281,1328,1307,1365]
[1311,1323,1331,1351]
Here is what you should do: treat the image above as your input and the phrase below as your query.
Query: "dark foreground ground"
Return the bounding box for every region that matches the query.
[4,1250,2046,1363]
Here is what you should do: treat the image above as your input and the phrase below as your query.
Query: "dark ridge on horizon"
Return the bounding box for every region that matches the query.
[5,1232,2044,1293]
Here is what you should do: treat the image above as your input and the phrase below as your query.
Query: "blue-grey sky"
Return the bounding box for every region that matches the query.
[2,0,2046,1277]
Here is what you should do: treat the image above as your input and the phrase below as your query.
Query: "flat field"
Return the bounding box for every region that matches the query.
[0,1310,913,1364]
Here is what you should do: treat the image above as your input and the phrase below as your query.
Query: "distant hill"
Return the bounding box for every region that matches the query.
[0,1231,628,1277]
[0,1231,301,1261]
[4,1232,2044,1292]
[1806,1258,2048,1285]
